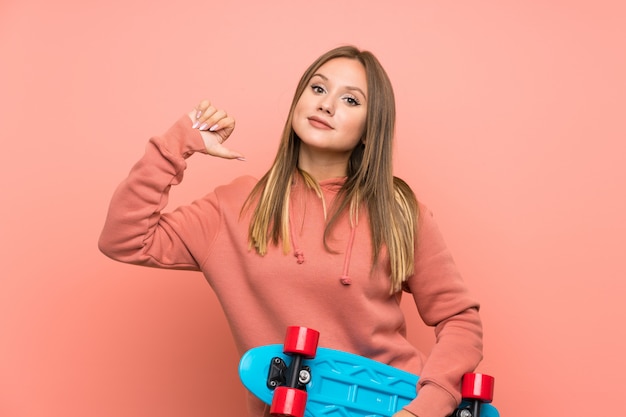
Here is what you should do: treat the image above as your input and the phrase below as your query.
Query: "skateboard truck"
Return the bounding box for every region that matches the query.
[268,326,320,417]
[451,373,495,417]
[267,356,312,390]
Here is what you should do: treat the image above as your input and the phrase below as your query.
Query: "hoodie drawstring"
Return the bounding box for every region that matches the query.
[290,222,357,286]
[289,215,305,264]
[288,177,357,286]
[339,226,356,286]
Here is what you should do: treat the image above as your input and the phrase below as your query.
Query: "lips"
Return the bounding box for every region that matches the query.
[307,116,333,129]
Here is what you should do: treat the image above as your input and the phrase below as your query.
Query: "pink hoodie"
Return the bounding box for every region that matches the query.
[99,116,483,417]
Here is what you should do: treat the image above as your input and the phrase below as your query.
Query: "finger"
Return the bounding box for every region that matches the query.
[192,100,219,124]
[192,108,218,129]
[199,111,234,134]
[194,100,211,119]
[189,101,212,125]
[211,117,236,144]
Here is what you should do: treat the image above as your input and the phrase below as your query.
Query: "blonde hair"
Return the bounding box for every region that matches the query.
[243,45,419,293]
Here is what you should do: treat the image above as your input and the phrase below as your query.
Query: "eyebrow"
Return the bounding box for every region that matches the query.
[311,73,367,101]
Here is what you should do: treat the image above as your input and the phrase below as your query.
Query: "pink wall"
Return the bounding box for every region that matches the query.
[1,1,624,416]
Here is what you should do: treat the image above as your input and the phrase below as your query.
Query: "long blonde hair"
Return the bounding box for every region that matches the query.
[243,45,418,293]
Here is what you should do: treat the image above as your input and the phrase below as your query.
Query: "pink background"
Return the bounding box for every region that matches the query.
[1,1,624,416]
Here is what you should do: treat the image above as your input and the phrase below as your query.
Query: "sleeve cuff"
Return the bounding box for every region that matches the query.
[161,115,209,158]
[404,382,457,417]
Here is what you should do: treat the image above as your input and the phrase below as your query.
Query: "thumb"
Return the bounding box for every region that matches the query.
[207,142,246,161]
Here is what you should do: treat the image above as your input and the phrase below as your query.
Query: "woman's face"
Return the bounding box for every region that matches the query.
[292,57,368,162]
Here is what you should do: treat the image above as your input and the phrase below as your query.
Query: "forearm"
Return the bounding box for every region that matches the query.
[98,116,207,268]
[406,307,483,417]
[405,206,484,417]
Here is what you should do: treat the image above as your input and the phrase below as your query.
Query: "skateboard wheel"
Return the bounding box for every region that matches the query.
[283,326,319,358]
[270,386,307,417]
[461,373,494,403]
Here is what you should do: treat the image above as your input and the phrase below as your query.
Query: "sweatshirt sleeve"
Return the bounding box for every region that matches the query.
[403,205,483,417]
[98,115,220,270]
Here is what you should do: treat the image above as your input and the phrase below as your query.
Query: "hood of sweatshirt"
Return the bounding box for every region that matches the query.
[289,175,358,286]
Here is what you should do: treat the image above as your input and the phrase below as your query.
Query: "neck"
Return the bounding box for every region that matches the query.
[297,149,350,182]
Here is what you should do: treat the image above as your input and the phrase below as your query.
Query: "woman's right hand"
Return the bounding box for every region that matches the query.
[188,100,245,161]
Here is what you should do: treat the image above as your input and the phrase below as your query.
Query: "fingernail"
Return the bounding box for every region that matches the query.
[199,123,209,131]
[236,157,247,162]
[209,124,219,132]
[192,121,200,129]
[195,110,202,119]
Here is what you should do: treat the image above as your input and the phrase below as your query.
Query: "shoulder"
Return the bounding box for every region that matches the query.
[213,175,259,205]
[391,176,442,240]
[391,176,435,217]
[392,176,420,222]
[216,175,258,191]
[392,176,418,202]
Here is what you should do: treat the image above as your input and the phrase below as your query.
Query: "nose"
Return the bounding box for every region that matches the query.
[318,97,334,115]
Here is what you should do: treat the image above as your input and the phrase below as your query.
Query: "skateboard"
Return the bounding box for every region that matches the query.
[239,326,499,417]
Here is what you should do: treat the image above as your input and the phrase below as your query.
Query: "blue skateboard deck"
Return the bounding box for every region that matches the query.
[239,344,500,417]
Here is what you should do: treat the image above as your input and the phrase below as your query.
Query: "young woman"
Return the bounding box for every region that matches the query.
[99,45,483,417]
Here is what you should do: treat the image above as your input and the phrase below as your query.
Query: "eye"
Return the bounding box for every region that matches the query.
[311,84,326,94]
[343,95,361,106]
